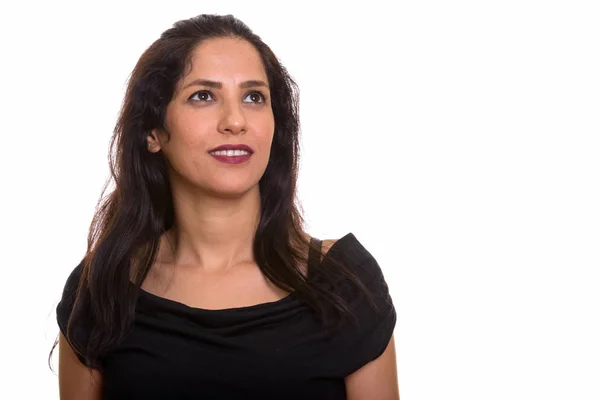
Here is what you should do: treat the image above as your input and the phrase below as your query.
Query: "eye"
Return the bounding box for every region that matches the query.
[188,90,267,104]
[243,91,267,104]
[189,90,214,102]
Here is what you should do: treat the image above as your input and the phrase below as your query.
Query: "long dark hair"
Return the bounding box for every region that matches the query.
[49,14,376,373]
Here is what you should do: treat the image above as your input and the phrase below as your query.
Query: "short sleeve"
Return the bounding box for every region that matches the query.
[323,233,397,376]
[56,259,95,367]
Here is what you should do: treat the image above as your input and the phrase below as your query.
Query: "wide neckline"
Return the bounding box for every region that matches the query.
[137,284,297,313]
[133,232,355,314]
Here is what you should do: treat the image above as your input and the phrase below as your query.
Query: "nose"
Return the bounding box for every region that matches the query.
[217,100,247,135]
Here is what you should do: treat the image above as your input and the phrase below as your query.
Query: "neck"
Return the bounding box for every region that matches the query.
[160,185,262,274]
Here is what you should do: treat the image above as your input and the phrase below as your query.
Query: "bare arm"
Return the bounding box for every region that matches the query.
[58,332,103,400]
[345,335,400,400]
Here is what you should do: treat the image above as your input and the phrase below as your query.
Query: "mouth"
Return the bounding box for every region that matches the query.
[208,144,254,154]
[209,151,253,164]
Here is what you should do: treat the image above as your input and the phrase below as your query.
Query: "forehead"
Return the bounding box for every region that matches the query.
[182,37,268,82]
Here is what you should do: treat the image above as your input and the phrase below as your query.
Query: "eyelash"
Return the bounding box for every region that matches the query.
[188,90,267,104]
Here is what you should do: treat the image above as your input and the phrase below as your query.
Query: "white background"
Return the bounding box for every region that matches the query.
[0,1,598,399]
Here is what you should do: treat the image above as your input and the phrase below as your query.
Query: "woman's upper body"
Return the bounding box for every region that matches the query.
[53,13,398,399]
[57,233,397,399]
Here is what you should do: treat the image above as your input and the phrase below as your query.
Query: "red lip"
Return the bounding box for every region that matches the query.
[208,144,254,153]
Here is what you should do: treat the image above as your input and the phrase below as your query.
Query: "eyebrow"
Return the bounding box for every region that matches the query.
[181,79,269,91]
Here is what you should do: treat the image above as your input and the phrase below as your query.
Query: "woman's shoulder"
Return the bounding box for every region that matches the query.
[320,237,339,262]
[320,232,392,298]
[310,232,389,291]
[56,258,96,366]
[315,232,397,376]
[59,258,86,306]
[320,232,375,266]
[309,232,356,256]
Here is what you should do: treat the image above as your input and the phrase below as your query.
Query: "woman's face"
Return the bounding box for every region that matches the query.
[147,37,275,197]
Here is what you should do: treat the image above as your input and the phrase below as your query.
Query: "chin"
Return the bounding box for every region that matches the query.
[209,182,259,197]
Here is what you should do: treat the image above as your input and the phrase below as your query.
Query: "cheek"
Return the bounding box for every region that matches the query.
[256,114,275,148]
[163,120,210,172]
[166,110,212,151]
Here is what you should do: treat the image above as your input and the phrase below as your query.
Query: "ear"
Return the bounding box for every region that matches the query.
[147,129,162,153]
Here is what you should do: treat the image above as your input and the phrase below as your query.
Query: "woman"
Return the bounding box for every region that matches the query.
[51,13,398,399]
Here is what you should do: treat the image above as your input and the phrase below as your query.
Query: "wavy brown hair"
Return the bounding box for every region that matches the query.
[49,13,377,374]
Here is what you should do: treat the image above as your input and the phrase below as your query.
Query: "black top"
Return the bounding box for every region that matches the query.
[56,232,396,399]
